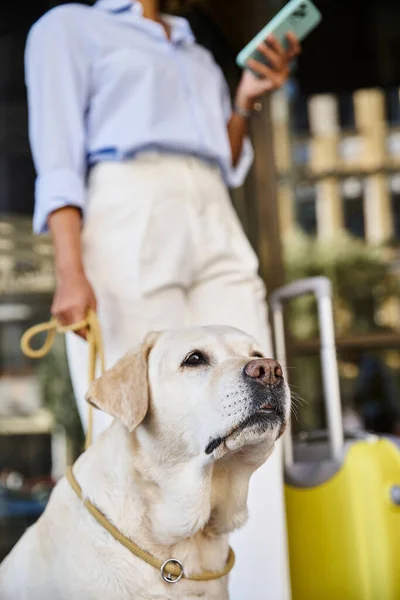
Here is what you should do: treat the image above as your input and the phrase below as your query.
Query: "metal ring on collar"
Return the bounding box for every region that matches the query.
[160,559,184,583]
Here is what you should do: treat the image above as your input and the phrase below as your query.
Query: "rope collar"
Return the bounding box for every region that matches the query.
[66,466,235,584]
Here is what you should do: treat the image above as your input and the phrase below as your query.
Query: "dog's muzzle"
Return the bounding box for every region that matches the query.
[205,358,287,455]
[243,357,286,415]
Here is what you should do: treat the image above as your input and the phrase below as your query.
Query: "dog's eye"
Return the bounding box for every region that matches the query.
[182,351,207,367]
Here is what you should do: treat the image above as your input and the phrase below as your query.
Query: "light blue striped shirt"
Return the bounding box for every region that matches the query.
[25,0,254,233]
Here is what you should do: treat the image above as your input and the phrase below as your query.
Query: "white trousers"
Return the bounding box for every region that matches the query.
[66,154,290,600]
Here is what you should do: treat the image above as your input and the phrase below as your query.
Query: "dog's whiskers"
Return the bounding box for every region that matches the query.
[289,386,308,424]
[290,404,300,422]
[289,388,308,408]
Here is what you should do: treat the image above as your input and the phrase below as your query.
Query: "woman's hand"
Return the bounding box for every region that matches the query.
[235,32,301,110]
[51,270,97,339]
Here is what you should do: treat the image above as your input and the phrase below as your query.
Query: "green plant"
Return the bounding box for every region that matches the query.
[283,230,400,340]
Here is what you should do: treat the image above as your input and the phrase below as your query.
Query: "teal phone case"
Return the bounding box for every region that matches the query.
[236,0,322,69]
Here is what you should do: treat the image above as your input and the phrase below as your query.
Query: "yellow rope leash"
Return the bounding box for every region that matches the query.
[20,309,105,449]
[66,466,235,583]
[21,312,235,584]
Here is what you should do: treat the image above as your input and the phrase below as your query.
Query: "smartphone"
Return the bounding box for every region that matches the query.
[236,0,322,70]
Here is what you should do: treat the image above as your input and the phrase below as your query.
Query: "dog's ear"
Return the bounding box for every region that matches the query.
[85,332,160,431]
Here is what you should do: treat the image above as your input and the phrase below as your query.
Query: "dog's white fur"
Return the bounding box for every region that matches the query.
[0,326,290,600]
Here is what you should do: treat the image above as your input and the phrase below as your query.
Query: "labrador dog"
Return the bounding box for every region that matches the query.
[0,326,290,600]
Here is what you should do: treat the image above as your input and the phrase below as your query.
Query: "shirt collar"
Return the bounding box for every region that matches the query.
[94,0,142,14]
[94,0,143,17]
[162,14,195,45]
[94,0,195,45]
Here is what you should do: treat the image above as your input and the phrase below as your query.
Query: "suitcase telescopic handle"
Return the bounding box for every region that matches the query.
[270,277,344,467]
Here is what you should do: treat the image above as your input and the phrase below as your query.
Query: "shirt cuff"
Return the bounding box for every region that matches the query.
[227,137,254,189]
[33,169,86,234]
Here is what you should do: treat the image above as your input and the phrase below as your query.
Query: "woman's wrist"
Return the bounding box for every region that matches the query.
[234,91,255,113]
[55,262,86,285]
[234,89,262,119]
[53,244,86,281]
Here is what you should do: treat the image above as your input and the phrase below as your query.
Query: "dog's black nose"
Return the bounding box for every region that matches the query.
[244,358,283,386]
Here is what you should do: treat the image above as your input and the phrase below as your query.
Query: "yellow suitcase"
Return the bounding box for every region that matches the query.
[270,278,400,600]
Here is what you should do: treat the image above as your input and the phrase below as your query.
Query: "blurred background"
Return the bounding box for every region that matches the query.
[0,0,400,561]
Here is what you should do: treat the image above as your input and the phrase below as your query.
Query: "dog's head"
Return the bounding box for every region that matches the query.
[86,326,290,461]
